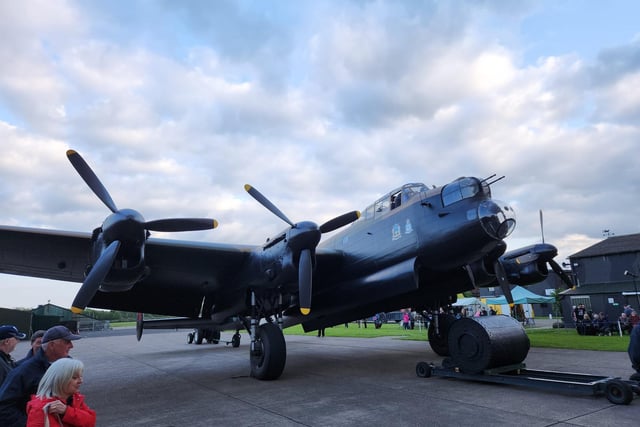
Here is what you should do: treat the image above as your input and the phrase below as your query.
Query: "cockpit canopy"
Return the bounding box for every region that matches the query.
[441,177,490,207]
[362,183,428,220]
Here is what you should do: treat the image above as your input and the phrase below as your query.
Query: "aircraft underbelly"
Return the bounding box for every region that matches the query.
[313,257,417,312]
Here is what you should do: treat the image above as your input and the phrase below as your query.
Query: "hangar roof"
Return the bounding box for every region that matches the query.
[570,233,640,259]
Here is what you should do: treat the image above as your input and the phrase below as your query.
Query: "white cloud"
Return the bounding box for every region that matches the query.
[2,1,640,307]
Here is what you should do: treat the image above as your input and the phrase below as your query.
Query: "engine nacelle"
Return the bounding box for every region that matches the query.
[502,258,549,284]
[499,243,556,285]
[465,259,496,288]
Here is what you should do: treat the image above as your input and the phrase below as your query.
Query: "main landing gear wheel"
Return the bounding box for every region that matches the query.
[428,314,455,356]
[250,322,286,380]
[194,328,204,345]
[605,379,633,405]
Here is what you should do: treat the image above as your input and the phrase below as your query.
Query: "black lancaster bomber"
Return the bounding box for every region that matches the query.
[0,151,572,380]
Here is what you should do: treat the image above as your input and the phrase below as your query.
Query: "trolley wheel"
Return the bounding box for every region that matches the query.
[416,362,432,378]
[605,379,633,405]
[231,333,241,348]
[187,332,194,344]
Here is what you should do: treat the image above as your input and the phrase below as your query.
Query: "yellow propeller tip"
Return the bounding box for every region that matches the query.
[66,149,77,156]
[213,219,219,229]
[71,306,84,314]
[300,308,311,315]
[244,184,252,191]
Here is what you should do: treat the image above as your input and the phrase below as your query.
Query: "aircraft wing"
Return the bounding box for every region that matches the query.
[0,226,89,283]
[89,238,254,316]
[0,225,254,317]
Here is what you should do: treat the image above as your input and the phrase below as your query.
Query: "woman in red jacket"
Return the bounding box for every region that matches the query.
[26,358,96,427]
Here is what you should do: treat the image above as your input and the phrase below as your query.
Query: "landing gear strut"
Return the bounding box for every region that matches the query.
[428,313,455,356]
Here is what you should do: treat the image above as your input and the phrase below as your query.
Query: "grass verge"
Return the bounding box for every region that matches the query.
[282,323,631,352]
[113,321,631,352]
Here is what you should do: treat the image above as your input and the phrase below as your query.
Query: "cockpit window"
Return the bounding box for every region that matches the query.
[359,183,428,221]
[441,177,480,206]
[374,198,390,217]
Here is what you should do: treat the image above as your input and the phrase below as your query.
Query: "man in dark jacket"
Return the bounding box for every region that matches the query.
[0,325,81,427]
[17,329,45,364]
[0,325,27,386]
[628,325,640,381]
[629,324,640,381]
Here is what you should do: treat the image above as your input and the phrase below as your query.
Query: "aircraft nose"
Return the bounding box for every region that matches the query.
[478,200,516,239]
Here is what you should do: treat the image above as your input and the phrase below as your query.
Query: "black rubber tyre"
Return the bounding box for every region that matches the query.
[187,332,194,344]
[231,333,241,348]
[428,314,455,356]
[250,323,286,380]
[605,379,633,405]
[416,362,432,378]
[195,328,204,345]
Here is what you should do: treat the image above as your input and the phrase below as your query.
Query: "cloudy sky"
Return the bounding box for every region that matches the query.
[2,0,640,309]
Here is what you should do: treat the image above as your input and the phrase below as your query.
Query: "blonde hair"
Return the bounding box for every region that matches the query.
[36,358,84,398]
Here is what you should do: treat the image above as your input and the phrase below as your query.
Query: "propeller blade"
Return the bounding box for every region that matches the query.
[145,218,218,232]
[71,240,121,313]
[299,249,312,315]
[136,312,144,342]
[493,260,514,304]
[539,209,545,243]
[244,184,294,227]
[549,259,574,288]
[319,211,361,233]
[66,150,118,213]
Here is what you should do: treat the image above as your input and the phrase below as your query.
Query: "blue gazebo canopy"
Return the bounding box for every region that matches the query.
[485,286,554,305]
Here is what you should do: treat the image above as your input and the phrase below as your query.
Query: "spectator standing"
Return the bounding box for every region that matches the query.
[628,325,640,381]
[402,311,410,330]
[0,325,27,386]
[630,310,640,328]
[18,330,46,364]
[0,325,81,427]
[26,358,95,427]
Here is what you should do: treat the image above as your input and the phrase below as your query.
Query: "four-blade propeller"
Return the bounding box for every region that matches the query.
[245,184,360,315]
[67,150,218,313]
[495,242,574,305]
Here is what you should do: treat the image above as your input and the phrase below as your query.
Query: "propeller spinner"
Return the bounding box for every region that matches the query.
[67,150,218,313]
[245,184,360,315]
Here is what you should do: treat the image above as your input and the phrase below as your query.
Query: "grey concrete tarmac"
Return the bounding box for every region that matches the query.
[15,328,640,426]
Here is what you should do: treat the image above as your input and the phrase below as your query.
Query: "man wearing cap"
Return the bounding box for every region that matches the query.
[0,325,81,427]
[17,329,45,364]
[0,325,27,386]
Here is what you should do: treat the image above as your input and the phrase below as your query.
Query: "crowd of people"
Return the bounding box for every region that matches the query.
[572,304,640,336]
[0,324,95,427]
